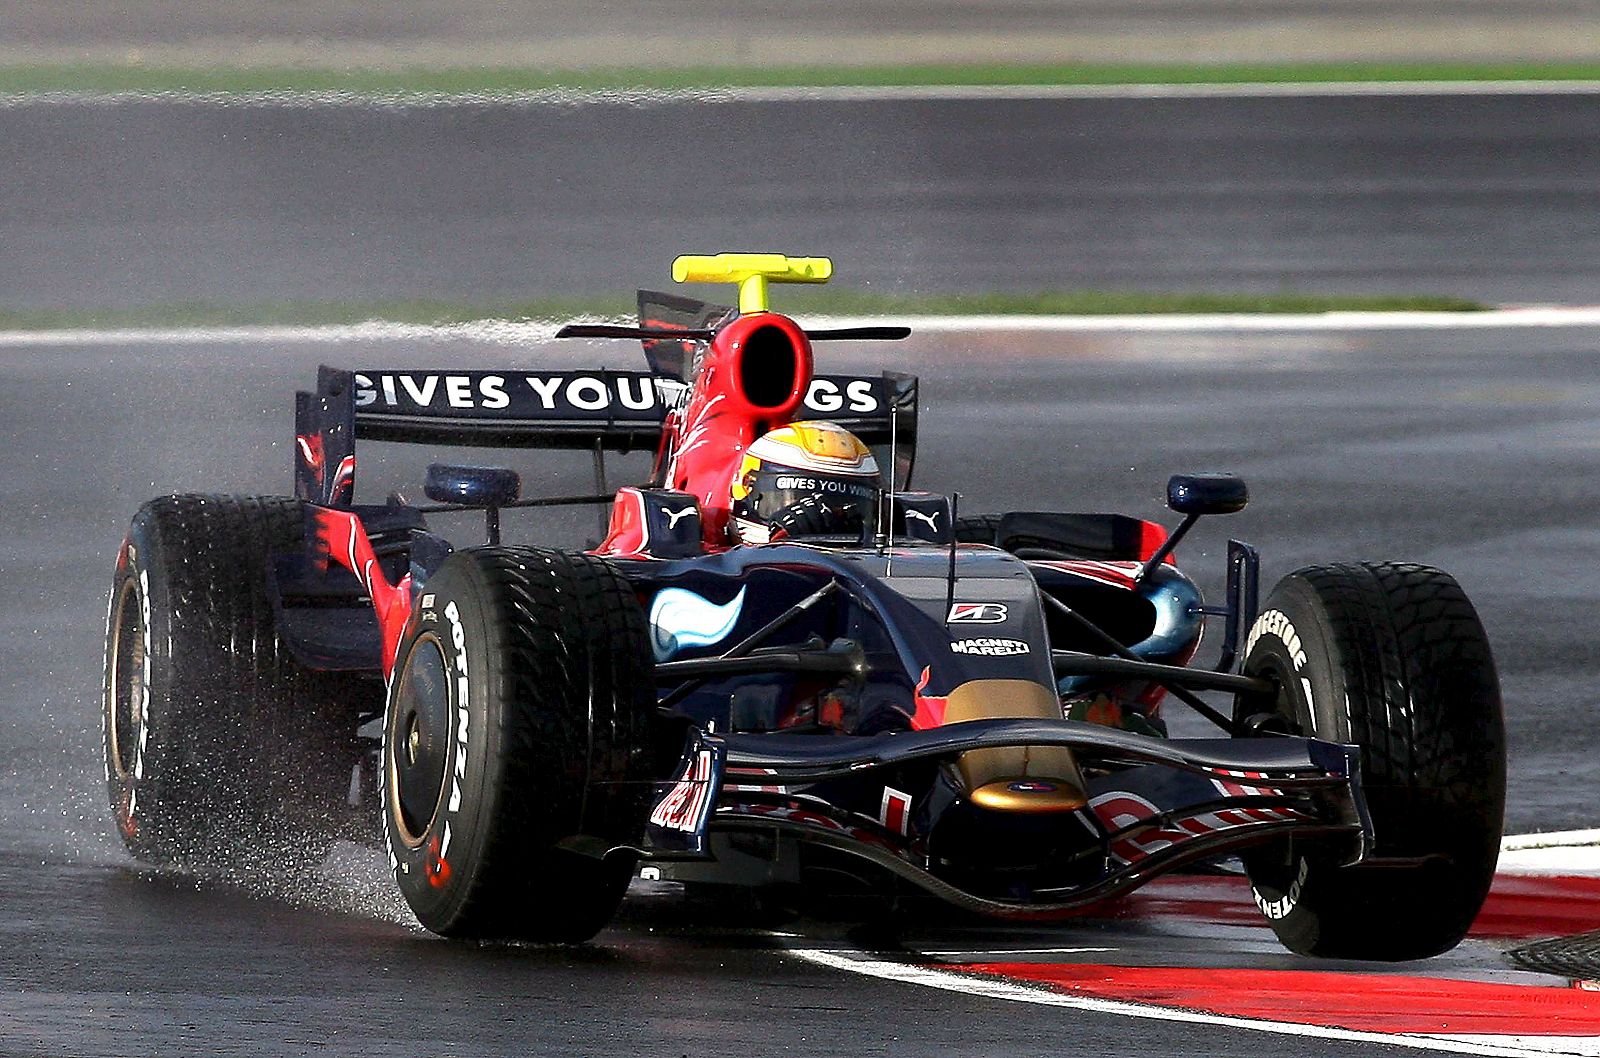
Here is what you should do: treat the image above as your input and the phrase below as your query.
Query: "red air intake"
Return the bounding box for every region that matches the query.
[709,312,813,423]
[665,311,815,543]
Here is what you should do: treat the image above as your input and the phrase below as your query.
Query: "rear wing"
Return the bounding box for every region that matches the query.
[294,365,918,507]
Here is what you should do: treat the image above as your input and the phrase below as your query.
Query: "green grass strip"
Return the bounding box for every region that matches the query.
[0,291,1486,331]
[3,61,1600,95]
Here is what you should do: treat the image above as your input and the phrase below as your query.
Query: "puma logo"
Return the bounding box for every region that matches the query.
[905,509,940,532]
[662,505,696,530]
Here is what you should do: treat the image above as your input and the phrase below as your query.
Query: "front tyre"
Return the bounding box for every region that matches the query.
[383,547,658,942]
[1237,562,1505,960]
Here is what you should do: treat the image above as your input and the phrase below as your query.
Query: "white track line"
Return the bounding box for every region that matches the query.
[788,948,1596,1058]
[4,81,1600,109]
[0,320,566,348]
[816,308,1600,332]
[3,307,1600,349]
[793,832,1600,1054]
[1505,829,1600,851]
[1500,829,1600,876]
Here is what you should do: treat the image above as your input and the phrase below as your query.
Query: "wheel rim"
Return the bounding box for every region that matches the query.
[107,578,146,781]
[387,633,454,848]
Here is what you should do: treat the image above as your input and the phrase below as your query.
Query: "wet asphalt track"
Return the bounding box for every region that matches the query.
[5,91,1600,309]
[3,322,1599,1056]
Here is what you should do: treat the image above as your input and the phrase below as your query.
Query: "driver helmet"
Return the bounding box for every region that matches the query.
[729,421,882,544]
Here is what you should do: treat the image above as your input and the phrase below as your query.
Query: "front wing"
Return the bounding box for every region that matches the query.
[640,720,1370,917]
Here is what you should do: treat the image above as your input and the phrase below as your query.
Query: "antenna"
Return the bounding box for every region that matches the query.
[945,491,960,622]
[883,399,899,574]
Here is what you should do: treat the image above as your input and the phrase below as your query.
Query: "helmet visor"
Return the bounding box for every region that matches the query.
[747,467,881,527]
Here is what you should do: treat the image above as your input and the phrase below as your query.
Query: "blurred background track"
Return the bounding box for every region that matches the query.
[2,93,1598,311]
[4,1,1600,66]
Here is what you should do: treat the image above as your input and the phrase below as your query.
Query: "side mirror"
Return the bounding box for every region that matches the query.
[425,464,522,546]
[425,464,521,508]
[1167,473,1248,516]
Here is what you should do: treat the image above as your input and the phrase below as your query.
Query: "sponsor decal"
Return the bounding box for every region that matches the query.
[661,505,696,530]
[804,378,880,413]
[724,766,788,795]
[648,586,747,660]
[772,475,877,500]
[950,637,1031,657]
[1210,768,1293,809]
[1090,789,1297,865]
[879,787,914,836]
[1246,609,1306,668]
[1090,791,1172,862]
[351,371,881,417]
[910,666,949,730]
[354,372,652,413]
[904,508,941,532]
[1035,559,1141,590]
[656,378,690,412]
[649,748,716,833]
[948,602,1009,624]
[1008,780,1058,794]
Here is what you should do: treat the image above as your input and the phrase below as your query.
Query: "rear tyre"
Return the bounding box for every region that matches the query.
[383,547,658,942]
[104,495,365,870]
[1237,562,1505,959]
[952,514,1002,544]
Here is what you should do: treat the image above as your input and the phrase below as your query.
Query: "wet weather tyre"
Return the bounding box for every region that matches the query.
[383,546,658,942]
[103,494,364,870]
[1237,562,1505,960]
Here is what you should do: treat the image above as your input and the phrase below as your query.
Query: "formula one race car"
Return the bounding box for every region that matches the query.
[103,254,1506,959]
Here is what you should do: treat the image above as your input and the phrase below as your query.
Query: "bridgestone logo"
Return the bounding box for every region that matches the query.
[1246,609,1307,670]
[950,637,1031,656]
[1244,607,1317,714]
[441,601,471,857]
[1253,856,1311,920]
[948,602,1008,624]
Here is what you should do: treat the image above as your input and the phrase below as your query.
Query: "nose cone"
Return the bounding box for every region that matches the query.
[971,776,1088,812]
[942,679,1089,813]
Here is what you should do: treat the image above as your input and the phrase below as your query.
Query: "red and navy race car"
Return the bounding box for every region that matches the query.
[103,254,1505,958]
